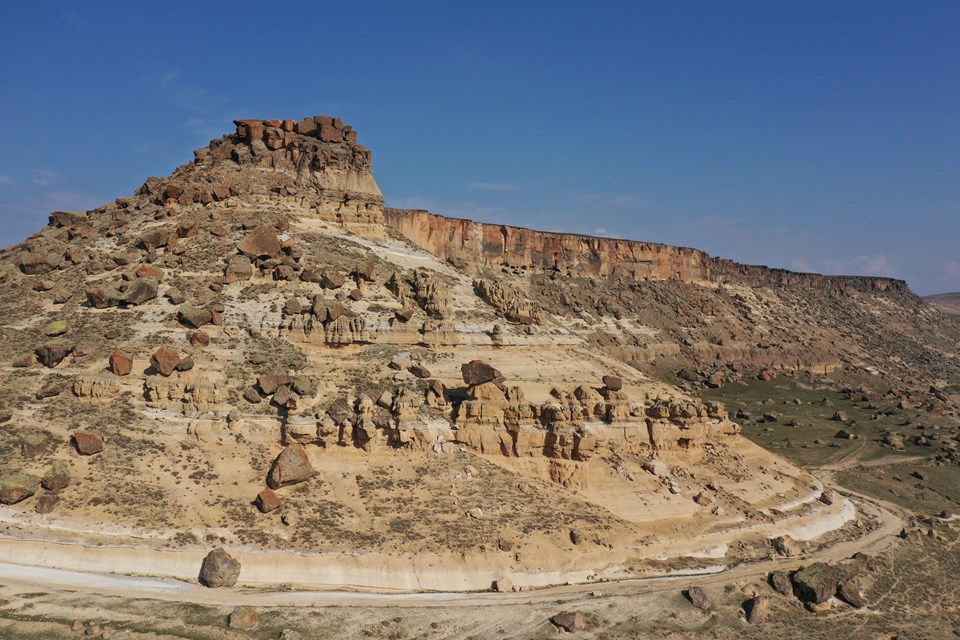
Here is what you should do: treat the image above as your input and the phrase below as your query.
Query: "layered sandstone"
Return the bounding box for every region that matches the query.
[384,208,907,294]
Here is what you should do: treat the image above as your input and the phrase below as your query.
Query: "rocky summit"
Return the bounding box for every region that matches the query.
[0,116,958,630]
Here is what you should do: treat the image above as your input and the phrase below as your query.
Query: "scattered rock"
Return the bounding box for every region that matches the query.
[772,535,799,558]
[409,364,431,379]
[199,548,241,588]
[837,580,866,608]
[44,320,70,336]
[178,304,214,329]
[769,570,793,596]
[550,611,585,633]
[884,433,905,450]
[792,562,838,604]
[256,487,282,513]
[831,411,849,422]
[150,347,180,376]
[13,355,35,367]
[693,492,713,507]
[497,538,514,552]
[389,352,411,370]
[237,225,282,259]
[109,352,133,376]
[746,595,771,624]
[267,443,314,489]
[0,473,38,504]
[225,255,254,283]
[73,431,104,455]
[602,375,623,391]
[86,285,122,309]
[36,381,63,399]
[228,607,258,630]
[135,264,165,281]
[36,340,75,368]
[122,277,159,305]
[320,273,345,289]
[258,373,292,395]
[272,385,295,407]
[461,360,502,386]
[35,493,59,514]
[569,529,584,545]
[685,585,710,610]
[190,331,210,347]
[42,461,70,491]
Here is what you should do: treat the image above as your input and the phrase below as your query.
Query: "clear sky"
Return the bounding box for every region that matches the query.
[1,2,957,294]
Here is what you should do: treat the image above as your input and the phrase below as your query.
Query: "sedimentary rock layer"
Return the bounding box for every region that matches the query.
[384,208,906,294]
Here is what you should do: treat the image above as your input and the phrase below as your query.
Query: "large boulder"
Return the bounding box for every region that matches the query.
[769,570,793,597]
[602,375,623,391]
[792,562,839,604]
[36,340,75,368]
[746,595,771,624]
[0,473,39,505]
[684,585,710,610]
[122,277,159,305]
[150,347,180,376]
[550,611,585,633]
[73,431,104,455]
[19,250,61,275]
[42,461,70,491]
[86,285,123,309]
[255,487,282,513]
[224,255,254,283]
[237,225,282,259]
[461,360,502,386]
[109,352,133,376]
[267,443,314,489]
[837,580,866,608]
[257,374,292,395]
[178,304,214,329]
[199,548,241,588]
[44,320,70,337]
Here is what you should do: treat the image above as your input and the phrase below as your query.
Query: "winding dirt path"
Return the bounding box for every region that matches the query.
[0,492,906,610]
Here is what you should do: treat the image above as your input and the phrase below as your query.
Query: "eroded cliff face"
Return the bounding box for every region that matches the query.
[384,208,907,294]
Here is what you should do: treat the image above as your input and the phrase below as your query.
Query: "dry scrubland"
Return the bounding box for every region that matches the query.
[0,116,957,638]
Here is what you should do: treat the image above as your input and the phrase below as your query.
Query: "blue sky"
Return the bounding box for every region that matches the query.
[1,2,957,294]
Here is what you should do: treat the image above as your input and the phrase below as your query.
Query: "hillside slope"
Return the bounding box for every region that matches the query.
[0,116,954,593]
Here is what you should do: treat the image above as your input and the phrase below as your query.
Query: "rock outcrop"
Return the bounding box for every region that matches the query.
[140,116,385,231]
[385,208,908,294]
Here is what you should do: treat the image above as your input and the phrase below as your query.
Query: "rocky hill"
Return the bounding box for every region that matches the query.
[386,209,959,386]
[0,115,956,597]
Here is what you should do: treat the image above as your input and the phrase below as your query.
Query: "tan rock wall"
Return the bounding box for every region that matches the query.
[384,208,909,294]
